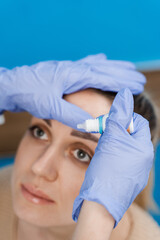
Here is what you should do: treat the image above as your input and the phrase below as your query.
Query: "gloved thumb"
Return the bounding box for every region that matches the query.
[51,97,94,130]
[107,88,134,130]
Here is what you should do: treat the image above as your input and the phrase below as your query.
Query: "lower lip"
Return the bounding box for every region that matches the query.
[21,185,55,205]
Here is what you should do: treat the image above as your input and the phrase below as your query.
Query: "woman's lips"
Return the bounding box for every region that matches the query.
[21,184,55,205]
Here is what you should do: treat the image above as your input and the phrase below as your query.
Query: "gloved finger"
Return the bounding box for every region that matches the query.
[77,53,107,63]
[21,94,94,130]
[131,112,152,141]
[89,63,145,82]
[131,112,154,171]
[64,65,146,95]
[50,98,94,130]
[0,91,93,130]
[77,53,136,69]
[106,88,134,131]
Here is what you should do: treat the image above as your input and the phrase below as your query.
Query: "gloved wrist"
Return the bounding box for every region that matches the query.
[72,176,123,228]
[72,89,154,229]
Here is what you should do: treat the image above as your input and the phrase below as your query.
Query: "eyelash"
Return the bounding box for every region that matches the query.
[29,125,48,141]
[71,149,92,163]
[29,125,92,163]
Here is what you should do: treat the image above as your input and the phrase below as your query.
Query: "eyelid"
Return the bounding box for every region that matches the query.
[72,149,91,162]
[28,124,51,141]
[70,142,94,159]
[28,124,95,158]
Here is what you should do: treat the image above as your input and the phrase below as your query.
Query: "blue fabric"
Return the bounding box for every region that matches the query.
[0,156,14,168]
[149,141,160,225]
[0,157,14,168]
[154,142,160,206]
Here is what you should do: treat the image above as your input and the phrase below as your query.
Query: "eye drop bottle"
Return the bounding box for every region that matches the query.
[77,113,134,134]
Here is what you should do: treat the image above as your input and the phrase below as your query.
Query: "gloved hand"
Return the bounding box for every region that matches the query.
[0,54,146,129]
[72,88,154,228]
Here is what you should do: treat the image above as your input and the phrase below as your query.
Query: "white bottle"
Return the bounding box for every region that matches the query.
[77,113,134,134]
[0,114,5,125]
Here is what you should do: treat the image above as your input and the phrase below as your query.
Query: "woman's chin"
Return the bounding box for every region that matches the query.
[14,206,59,227]
[12,196,74,227]
[12,195,57,227]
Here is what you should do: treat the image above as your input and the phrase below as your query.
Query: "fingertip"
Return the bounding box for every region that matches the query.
[119,87,133,99]
[131,113,151,139]
[57,99,93,130]
[108,88,134,129]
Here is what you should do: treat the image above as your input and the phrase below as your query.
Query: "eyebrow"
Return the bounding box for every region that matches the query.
[71,130,99,143]
[42,119,99,143]
[43,119,52,127]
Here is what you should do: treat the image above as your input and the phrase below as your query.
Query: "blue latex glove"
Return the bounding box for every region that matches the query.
[72,88,154,228]
[0,54,146,129]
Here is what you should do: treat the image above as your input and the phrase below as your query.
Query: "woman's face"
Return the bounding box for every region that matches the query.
[11,89,111,227]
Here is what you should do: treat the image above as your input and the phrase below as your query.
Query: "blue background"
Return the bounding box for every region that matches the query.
[0,0,160,68]
[0,0,160,225]
[151,142,160,224]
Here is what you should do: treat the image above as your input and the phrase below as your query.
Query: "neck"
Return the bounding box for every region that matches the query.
[17,210,132,240]
[17,219,76,240]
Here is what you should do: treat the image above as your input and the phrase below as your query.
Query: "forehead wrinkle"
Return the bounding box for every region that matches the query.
[70,130,99,143]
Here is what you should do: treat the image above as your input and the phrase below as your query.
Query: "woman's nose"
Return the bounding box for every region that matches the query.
[31,145,61,182]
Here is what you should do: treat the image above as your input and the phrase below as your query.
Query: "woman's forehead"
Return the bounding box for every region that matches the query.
[64,89,112,119]
[30,89,112,131]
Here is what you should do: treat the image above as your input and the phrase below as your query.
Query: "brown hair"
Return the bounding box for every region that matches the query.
[93,89,160,212]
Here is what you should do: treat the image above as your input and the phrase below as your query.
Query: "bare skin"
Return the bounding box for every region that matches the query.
[11,89,131,240]
[72,200,115,240]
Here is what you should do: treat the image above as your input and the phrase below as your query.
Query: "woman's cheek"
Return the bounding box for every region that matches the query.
[64,161,87,197]
[14,136,36,170]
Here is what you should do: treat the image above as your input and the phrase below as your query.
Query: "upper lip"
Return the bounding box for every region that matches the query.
[21,183,55,202]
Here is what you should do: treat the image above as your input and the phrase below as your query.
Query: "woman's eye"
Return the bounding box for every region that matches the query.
[30,126,48,140]
[72,149,91,162]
